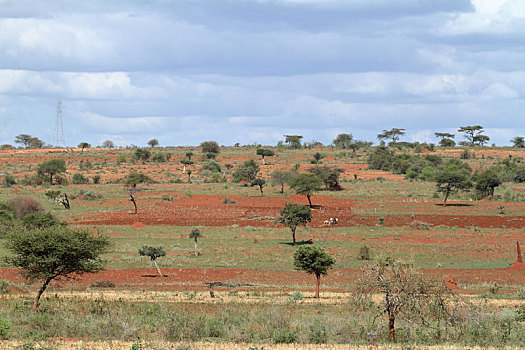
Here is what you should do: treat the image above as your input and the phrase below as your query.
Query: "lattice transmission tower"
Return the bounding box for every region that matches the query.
[55,98,66,147]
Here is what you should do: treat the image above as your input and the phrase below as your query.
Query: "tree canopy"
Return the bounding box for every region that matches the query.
[289,173,323,207]
[147,139,159,148]
[435,160,472,206]
[377,128,405,144]
[284,135,303,149]
[138,246,166,277]
[4,226,110,309]
[333,133,353,149]
[275,202,312,245]
[37,159,66,185]
[511,136,525,148]
[293,246,335,298]
[200,141,220,154]
[232,160,260,183]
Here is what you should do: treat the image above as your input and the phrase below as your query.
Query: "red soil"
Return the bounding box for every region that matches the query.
[1,265,524,291]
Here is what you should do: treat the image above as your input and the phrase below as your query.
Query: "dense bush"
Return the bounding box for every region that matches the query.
[122,170,152,185]
[72,173,89,184]
[22,212,66,229]
[1,174,17,188]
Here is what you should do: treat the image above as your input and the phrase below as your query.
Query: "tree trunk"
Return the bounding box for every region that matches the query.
[307,194,313,207]
[152,259,163,277]
[259,186,264,196]
[34,277,52,310]
[388,315,395,341]
[194,239,198,256]
[280,184,284,194]
[49,173,54,185]
[292,228,296,246]
[183,164,186,173]
[130,194,138,214]
[443,190,449,207]
[261,156,265,165]
[315,274,320,298]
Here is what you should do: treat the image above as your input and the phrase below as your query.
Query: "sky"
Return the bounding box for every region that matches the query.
[0,0,524,147]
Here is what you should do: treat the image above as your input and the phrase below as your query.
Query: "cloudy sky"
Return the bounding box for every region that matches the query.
[0,0,524,147]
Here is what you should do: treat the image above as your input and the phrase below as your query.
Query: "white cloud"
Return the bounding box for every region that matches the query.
[440,0,525,34]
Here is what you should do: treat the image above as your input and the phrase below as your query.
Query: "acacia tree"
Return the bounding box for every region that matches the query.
[475,168,502,199]
[275,202,312,245]
[511,136,525,148]
[308,165,344,191]
[77,142,91,151]
[251,178,266,196]
[37,159,66,185]
[293,246,335,298]
[354,259,449,342]
[435,160,472,206]
[102,140,115,148]
[232,160,260,183]
[4,226,110,309]
[189,228,202,256]
[200,141,220,154]
[333,133,353,149]
[377,128,405,144]
[458,125,487,146]
[271,169,296,193]
[284,135,303,149]
[138,246,166,277]
[256,148,274,165]
[289,173,323,207]
[147,139,159,148]
[14,134,33,148]
[434,132,455,147]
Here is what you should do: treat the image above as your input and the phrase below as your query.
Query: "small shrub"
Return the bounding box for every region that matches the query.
[489,282,500,295]
[273,328,297,344]
[460,149,473,159]
[92,175,101,184]
[7,197,45,218]
[0,315,11,339]
[72,173,89,184]
[288,291,303,302]
[222,198,236,205]
[82,191,103,200]
[90,280,116,288]
[1,174,17,188]
[410,221,430,230]
[161,194,173,202]
[309,319,328,344]
[517,287,525,300]
[0,280,10,294]
[357,245,371,260]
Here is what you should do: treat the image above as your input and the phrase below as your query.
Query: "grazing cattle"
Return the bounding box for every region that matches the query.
[323,220,330,225]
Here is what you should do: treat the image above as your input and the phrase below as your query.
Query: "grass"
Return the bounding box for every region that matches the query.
[2,146,525,347]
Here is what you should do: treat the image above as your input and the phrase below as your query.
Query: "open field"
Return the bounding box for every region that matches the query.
[1,146,525,347]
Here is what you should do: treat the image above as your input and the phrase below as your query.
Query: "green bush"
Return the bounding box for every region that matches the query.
[357,245,371,260]
[0,315,11,339]
[309,319,328,344]
[72,173,89,184]
[273,328,297,344]
[1,174,17,188]
[22,212,65,229]
[92,175,101,184]
[122,170,152,185]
